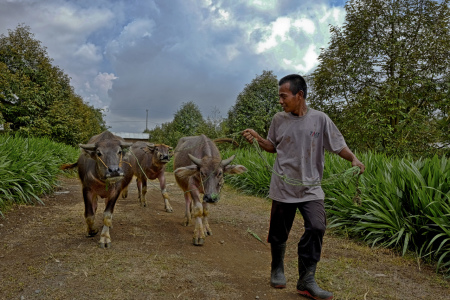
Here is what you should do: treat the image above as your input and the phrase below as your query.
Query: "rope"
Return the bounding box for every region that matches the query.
[250,137,362,204]
[116,132,362,203]
[251,137,360,187]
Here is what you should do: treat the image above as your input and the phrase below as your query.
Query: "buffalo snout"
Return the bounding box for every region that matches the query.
[106,165,124,178]
[203,194,220,203]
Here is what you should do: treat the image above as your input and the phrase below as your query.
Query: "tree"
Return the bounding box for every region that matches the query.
[172,101,205,137]
[227,70,280,144]
[148,121,184,148]
[148,101,206,147]
[195,107,227,140]
[0,24,107,145]
[308,0,450,157]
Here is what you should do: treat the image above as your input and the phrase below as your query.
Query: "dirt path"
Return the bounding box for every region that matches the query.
[0,174,449,300]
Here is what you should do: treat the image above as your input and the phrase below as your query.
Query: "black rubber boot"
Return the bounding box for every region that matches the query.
[270,242,286,288]
[297,258,333,300]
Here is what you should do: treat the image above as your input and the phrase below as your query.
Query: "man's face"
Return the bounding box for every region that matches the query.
[278,82,301,114]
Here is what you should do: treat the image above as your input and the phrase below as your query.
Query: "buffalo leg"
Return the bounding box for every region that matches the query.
[202,202,212,236]
[83,188,98,237]
[159,173,173,212]
[141,179,148,207]
[121,186,128,198]
[189,189,206,246]
[99,193,119,248]
[183,192,191,226]
[136,178,145,207]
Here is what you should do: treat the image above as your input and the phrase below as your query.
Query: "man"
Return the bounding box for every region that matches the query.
[242,74,365,300]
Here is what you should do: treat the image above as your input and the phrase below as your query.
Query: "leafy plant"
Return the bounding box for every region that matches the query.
[0,134,79,216]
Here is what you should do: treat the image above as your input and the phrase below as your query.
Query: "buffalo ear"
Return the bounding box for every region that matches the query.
[174,165,198,179]
[224,164,247,174]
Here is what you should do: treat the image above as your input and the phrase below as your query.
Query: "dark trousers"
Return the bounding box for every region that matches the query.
[268,199,327,262]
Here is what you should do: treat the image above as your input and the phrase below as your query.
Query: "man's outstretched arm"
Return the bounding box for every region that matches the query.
[242,129,276,153]
[338,147,365,174]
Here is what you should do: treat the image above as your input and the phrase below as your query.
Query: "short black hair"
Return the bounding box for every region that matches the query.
[279,74,307,99]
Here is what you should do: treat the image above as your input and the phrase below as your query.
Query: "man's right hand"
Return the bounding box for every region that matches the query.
[242,129,259,144]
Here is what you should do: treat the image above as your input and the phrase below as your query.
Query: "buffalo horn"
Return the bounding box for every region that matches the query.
[188,154,202,166]
[221,155,236,167]
[120,142,133,148]
[79,144,96,151]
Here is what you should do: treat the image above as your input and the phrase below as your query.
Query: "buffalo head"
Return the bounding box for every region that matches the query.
[80,140,132,182]
[175,154,247,203]
[145,143,173,163]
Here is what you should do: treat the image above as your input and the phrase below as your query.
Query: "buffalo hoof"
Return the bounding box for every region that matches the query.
[193,238,205,246]
[165,207,173,213]
[99,242,112,249]
[87,229,98,237]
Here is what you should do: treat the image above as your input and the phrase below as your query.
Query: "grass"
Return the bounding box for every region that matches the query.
[0,134,79,216]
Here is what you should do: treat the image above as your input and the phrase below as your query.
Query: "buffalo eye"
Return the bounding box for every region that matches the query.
[96,150,102,157]
[217,170,223,177]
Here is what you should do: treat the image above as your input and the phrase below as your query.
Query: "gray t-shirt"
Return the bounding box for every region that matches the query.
[267,108,347,203]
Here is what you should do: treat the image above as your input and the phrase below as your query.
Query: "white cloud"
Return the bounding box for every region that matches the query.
[256,17,291,53]
[293,44,319,73]
[107,19,155,55]
[248,0,277,11]
[74,43,102,63]
[292,18,316,35]
[94,72,118,93]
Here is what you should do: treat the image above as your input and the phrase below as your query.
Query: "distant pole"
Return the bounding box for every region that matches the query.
[146,109,148,131]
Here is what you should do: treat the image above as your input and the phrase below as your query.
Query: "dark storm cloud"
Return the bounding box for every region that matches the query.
[0,0,347,132]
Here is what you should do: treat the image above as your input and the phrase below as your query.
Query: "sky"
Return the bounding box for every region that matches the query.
[0,0,347,133]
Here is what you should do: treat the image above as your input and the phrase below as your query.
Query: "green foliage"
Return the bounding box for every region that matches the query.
[172,101,204,136]
[148,103,228,147]
[195,107,228,140]
[324,153,450,276]
[308,0,450,157]
[226,70,280,145]
[0,24,107,145]
[222,147,275,197]
[0,134,80,216]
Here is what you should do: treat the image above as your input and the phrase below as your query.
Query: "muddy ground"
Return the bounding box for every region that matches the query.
[0,174,449,300]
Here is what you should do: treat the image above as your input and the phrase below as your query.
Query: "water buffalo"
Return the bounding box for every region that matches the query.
[122,142,174,212]
[173,135,247,246]
[65,131,133,248]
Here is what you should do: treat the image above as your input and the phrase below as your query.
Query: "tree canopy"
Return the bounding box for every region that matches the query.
[0,24,107,145]
[308,0,450,157]
[226,70,280,144]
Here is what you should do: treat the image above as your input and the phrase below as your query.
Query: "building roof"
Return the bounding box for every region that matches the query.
[111,132,149,140]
